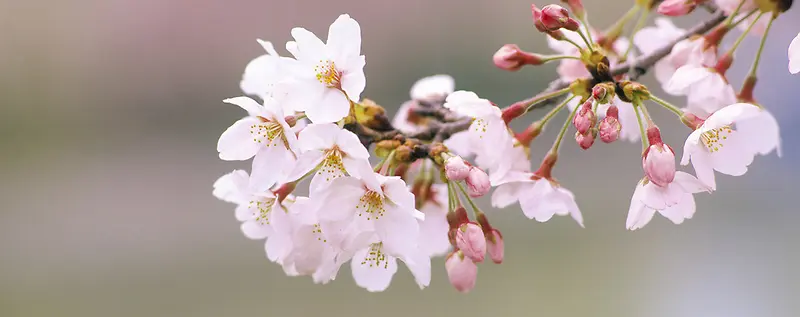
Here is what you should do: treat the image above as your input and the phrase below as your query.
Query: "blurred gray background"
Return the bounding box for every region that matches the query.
[1,1,799,316]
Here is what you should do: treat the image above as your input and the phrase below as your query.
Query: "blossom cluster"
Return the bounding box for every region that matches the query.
[214,0,792,293]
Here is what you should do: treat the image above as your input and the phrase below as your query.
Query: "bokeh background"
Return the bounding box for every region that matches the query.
[2,1,799,316]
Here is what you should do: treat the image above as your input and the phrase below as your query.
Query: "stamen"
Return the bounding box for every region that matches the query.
[700,126,733,153]
[314,60,342,89]
[356,190,385,220]
[249,121,288,148]
[250,198,276,225]
[360,243,389,269]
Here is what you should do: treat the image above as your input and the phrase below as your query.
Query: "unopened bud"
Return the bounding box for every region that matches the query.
[592,82,616,104]
[444,156,471,181]
[486,229,504,264]
[657,0,699,16]
[561,0,586,19]
[465,167,491,197]
[598,106,622,143]
[493,44,543,71]
[620,81,651,102]
[572,100,597,135]
[642,126,676,187]
[375,140,400,158]
[394,145,412,162]
[445,251,478,293]
[680,111,705,130]
[533,4,580,32]
[575,130,596,150]
[456,222,486,263]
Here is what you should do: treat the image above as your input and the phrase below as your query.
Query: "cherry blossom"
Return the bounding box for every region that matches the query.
[240,40,295,106]
[410,74,455,102]
[626,173,710,230]
[287,14,366,123]
[790,32,800,74]
[633,18,714,87]
[213,170,275,240]
[217,96,298,190]
[681,103,782,190]
[285,123,371,192]
[491,170,584,227]
[444,91,514,166]
[416,184,451,258]
[665,65,736,116]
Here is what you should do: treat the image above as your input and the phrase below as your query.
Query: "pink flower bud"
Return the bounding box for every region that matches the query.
[456,222,486,263]
[465,167,490,197]
[486,229,504,264]
[657,0,699,17]
[444,156,470,181]
[642,127,676,187]
[572,101,597,135]
[575,130,596,150]
[561,0,585,18]
[598,117,621,143]
[445,251,478,293]
[493,44,543,71]
[532,4,580,32]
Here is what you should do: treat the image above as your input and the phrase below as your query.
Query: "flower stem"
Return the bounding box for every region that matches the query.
[744,13,775,80]
[375,150,395,173]
[633,101,649,151]
[536,95,576,127]
[621,7,649,61]
[539,55,583,63]
[723,0,747,28]
[551,97,583,154]
[577,15,596,48]
[649,95,683,117]
[604,5,640,43]
[456,182,483,218]
[520,86,572,113]
[730,9,757,29]
[576,29,595,52]
[724,12,764,57]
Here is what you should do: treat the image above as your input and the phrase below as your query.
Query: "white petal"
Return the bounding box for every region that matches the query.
[658,192,695,224]
[217,117,262,161]
[673,171,710,194]
[410,74,455,101]
[305,90,350,124]
[702,103,761,130]
[382,177,416,210]
[290,27,327,61]
[351,248,398,292]
[491,183,523,208]
[314,177,364,221]
[626,182,651,230]
[223,96,265,117]
[735,108,782,157]
[665,65,709,95]
[376,204,420,257]
[790,32,800,74]
[249,146,291,191]
[336,128,370,159]
[402,251,432,289]
[340,55,366,102]
[327,14,361,62]
[708,131,753,176]
[212,170,251,204]
[690,151,718,191]
[241,221,271,240]
[284,150,326,184]
[297,123,340,151]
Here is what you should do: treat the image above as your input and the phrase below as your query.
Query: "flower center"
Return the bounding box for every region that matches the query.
[319,147,346,182]
[700,126,733,153]
[360,243,389,269]
[250,119,289,148]
[356,190,385,220]
[314,60,342,89]
[312,224,327,243]
[250,198,276,225]
[471,118,488,138]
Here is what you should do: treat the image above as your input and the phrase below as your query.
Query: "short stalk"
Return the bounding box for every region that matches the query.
[633,100,649,151]
[730,9,758,29]
[621,7,649,61]
[724,12,764,57]
[649,95,684,117]
[551,98,582,154]
[723,0,747,27]
[518,87,572,113]
[456,182,483,218]
[539,55,583,63]
[576,29,595,52]
[577,15,596,48]
[744,13,775,80]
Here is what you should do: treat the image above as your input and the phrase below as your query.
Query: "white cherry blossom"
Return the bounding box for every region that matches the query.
[217,96,298,190]
[287,14,366,124]
[790,32,800,74]
[665,65,736,116]
[410,74,455,102]
[491,171,584,227]
[626,173,710,230]
[285,123,371,192]
[212,170,276,240]
[350,241,431,292]
[443,91,514,171]
[240,40,296,106]
[416,184,451,258]
[681,103,782,190]
[633,18,718,87]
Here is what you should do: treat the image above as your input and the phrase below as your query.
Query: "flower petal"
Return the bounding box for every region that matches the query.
[217,117,262,161]
[305,89,350,124]
[351,248,398,292]
[290,27,327,61]
[689,150,717,191]
[341,55,366,102]
[297,123,340,151]
[790,32,800,74]
[327,14,361,62]
[212,170,251,204]
[223,96,265,116]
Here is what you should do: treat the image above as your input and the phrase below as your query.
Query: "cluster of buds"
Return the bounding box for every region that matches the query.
[444,154,491,197]
[445,206,504,292]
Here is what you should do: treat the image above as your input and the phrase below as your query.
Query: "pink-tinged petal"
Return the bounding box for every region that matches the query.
[285,41,299,59]
[665,65,709,95]
[790,32,800,74]
[336,128,370,159]
[401,251,432,289]
[297,123,340,151]
[443,131,474,158]
[265,231,293,263]
[410,74,455,101]
[658,192,696,224]
[305,89,350,124]
[735,109,782,157]
[222,96,265,117]
[690,150,717,191]
[249,146,292,191]
[327,14,362,62]
[341,157,372,180]
[614,101,643,142]
[555,187,584,227]
[626,182,648,230]
[418,204,450,257]
[285,150,325,184]
[686,76,737,115]
[382,177,416,210]
[212,170,251,204]
[702,103,761,130]
[217,117,262,161]
[681,130,703,165]
[708,131,753,177]
[340,55,366,102]
[351,247,398,292]
[256,39,279,56]
[640,182,669,210]
[290,27,327,61]
[376,204,420,257]
[519,180,554,222]
[309,158,347,193]
[241,221,271,240]
[557,58,590,82]
[491,183,524,208]
[313,176,365,221]
[673,171,710,194]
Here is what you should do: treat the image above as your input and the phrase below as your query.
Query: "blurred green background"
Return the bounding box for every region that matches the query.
[2,1,799,316]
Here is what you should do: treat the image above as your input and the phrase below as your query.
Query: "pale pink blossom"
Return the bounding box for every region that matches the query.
[445,251,478,293]
[286,14,366,123]
[681,103,781,190]
[626,173,710,230]
[444,91,514,169]
[217,96,298,190]
[350,241,431,292]
[658,0,700,16]
[417,184,452,258]
[790,32,800,74]
[491,170,584,227]
[410,74,455,102]
[285,123,371,192]
[666,65,736,116]
[240,40,296,108]
[213,170,276,240]
[455,222,486,263]
[634,18,711,87]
